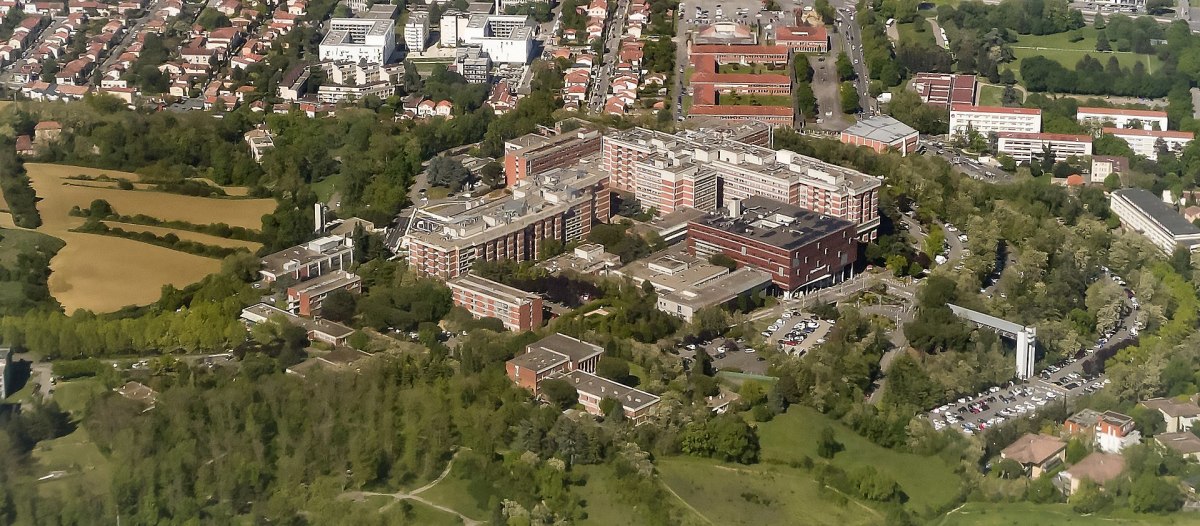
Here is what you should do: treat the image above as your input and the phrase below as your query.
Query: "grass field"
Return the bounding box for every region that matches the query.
[52,378,106,416]
[312,174,344,204]
[33,427,112,500]
[936,502,1189,525]
[756,406,961,511]
[978,84,1008,106]
[417,456,491,522]
[18,163,274,312]
[0,228,64,307]
[658,456,883,526]
[897,18,936,46]
[1012,28,1163,73]
[717,94,793,106]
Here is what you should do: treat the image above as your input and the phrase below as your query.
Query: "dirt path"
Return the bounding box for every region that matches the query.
[339,450,481,525]
[660,479,715,526]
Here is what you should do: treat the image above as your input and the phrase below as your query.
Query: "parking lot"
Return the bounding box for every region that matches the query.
[761,310,833,357]
[679,339,770,375]
[680,0,792,27]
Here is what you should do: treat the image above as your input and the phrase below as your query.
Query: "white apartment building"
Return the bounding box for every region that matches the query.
[1104,127,1194,161]
[1077,107,1167,131]
[440,10,471,47]
[320,17,396,64]
[405,11,430,53]
[314,61,403,103]
[1110,188,1200,253]
[461,14,536,63]
[949,104,1042,138]
[995,132,1093,163]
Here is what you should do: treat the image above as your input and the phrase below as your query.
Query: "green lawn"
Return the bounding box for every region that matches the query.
[897,18,936,46]
[1012,28,1163,73]
[717,63,787,74]
[658,456,884,526]
[756,406,961,511]
[32,428,112,500]
[936,502,1188,526]
[978,84,1007,106]
[311,173,344,204]
[417,454,493,522]
[53,379,106,416]
[574,464,663,526]
[717,94,793,107]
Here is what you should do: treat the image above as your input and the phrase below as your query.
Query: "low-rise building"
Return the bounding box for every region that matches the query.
[1058,453,1126,495]
[1077,107,1167,131]
[506,333,602,393]
[1090,155,1129,184]
[687,104,794,127]
[1109,188,1200,254]
[240,303,356,346]
[1142,397,1200,433]
[1157,432,1200,460]
[687,196,858,294]
[1000,433,1067,478]
[1095,411,1139,453]
[949,104,1042,138]
[541,243,621,275]
[260,236,354,283]
[996,132,1092,163]
[614,251,772,321]
[772,23,828,52]
[286,270,362,316]
[565,369,659,424]
[839,116,919,156]
[448,272,543,332]
[244,127,274,162]
[910,73,976,108]
[1104,127,1194,161]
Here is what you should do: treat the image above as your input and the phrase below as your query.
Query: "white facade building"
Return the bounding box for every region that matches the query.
[320,18,396,64]
[461,14,536,64]
[995,132,1093,163]
[1110,188,1200,254]
[405,11,430,53]
[440,11,471,47]
[949,104,1042,138]
[1077,107,1167,131]
[1105,127,1194,161]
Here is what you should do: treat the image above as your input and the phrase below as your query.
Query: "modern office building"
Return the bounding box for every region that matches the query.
[286,270,362,316]
[320,17,396,64]
[447,272,544,332]
[687,196,859,293]
[613,251,772,321]
[503,122,603,186]
[1109,188,1200,253]
[453,46,491,84]
[260,236,354,284]
[405,168,611,279]
[461,14,536,63]
[995,132,1093,163]
[404,11,430,53]
[1077,107,1167,131]
[949,104,1042,137]
[839,115,920,155]
[1104,127,1194,161]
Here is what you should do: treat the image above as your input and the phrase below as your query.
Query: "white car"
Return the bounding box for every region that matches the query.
[782,312,792,319]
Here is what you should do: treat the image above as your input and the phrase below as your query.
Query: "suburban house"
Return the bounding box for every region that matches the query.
[1057,453,1126,495]
[1142,397,1200,433]
[1001,433,1067,477]
[1157,432,1200,460]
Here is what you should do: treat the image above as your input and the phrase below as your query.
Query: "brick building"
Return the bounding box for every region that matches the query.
[839,115,919,156]
[505,333,603,393]
[286,270,362,316]
[448,272,543,332]
[503,121,603,186]
[687,196,858,294]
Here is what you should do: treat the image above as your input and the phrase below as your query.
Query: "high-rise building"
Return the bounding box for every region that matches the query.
[405,11,430,53]
[320,17,396,64]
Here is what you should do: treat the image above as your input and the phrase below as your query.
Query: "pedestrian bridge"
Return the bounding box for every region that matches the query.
[947,303,1037,380]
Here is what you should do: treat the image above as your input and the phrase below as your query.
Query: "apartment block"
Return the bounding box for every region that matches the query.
[1109,188,1200,253]
[320,17,395,64]
[995,132,1092,163]
[503,121,603,186]
[949,104,1042,137]
[601,122,771,193]
[260,236,354,283]
[404,11,429,52]
[505,333,602,394]
[1077,107,1167,131]
[405,168,610,279]
[1090,155,1129,184]
[633,150,719,214]
[687,196,859,293]
[448,272,543,332]
[286,270,362,316]
[602,125,880,239]
[1104,127,1194,161]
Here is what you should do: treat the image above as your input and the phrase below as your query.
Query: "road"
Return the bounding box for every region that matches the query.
[834,7,873,117]
[96,0,170,80]
[588,0,631,112]
[672,7,690,122]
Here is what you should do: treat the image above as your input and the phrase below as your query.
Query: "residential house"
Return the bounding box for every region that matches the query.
[1142,397,1200,433]
[1000,433,1067,477]
[1058,453,1125,495]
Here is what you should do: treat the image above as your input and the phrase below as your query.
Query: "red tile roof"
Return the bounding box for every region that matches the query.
[690,72,791,85]
[690,105,793,116]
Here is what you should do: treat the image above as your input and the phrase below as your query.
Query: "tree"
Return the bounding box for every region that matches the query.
[479,161,503,188]
[1065,437,1088,464]
[1071,479,1111,514]
[692,307,731,340]
[836,53,855,81]
[680,414,759,463]
[596,357,631,383]
[993,458,1024,479]
[709,253,738,270]
[1170,246,1192,281]
[840,82,861,114]
[1103,172,1122,191]
[1129,473,1184,513]
[540,379,578,410]
[1096,30,1111,52]
[816,426,843,458]
[321,289,358,323]
[427,156,473,192]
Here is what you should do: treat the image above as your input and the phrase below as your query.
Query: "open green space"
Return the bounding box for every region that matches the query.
[658,456,883,526]
[717,94,793,107]
[417,456,491,522]
[756,406,961,511]
[717,63,787,74]
[1012,28,1163,73]
[311,173,344,204]
[32,428,112,500]
[936,502,1187,526]
[897,18,936,46]
[574,464,655,526]
[977,84,1007,106]
[0,228,65,308]
[52,378,106,416]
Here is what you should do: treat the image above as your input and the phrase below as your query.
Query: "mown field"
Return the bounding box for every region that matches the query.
[18,163,274,313]
[1012,28,1163,73]
[936,502,1192,525]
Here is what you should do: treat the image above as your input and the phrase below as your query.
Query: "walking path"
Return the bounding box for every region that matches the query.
[339,450,481,525]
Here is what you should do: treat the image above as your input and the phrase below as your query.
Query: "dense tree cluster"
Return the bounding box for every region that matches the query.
[0,140,42,228]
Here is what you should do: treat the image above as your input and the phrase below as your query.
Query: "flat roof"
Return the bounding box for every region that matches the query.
[661,266,773,310]
[566,369,659,411]
[996,131,1092,143]
[1103,127,1194,139]
[1078,107,1167,118]
[947,303,1027,335]
[690,195,856,251]
[526,333,602,363]
[288,270,361,298]
[509,347,569,373]
[1112,188,1200,237]
[449,272,538,305]
[616,251,729,293]
[841,115,918,144]
[950,103,1041,116]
